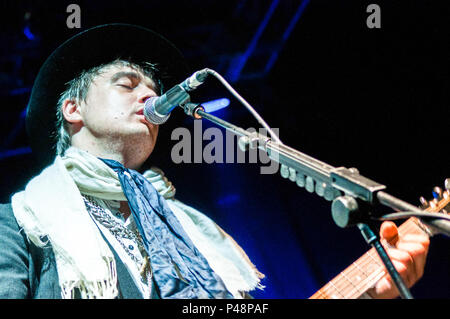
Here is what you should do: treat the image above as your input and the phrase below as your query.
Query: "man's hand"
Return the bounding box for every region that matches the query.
[367,221,430,299]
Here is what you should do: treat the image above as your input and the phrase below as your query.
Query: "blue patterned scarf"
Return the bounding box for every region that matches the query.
[100,158,233,299]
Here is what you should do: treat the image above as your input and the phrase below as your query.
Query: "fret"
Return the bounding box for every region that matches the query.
[362,266,385,290]
[327,281,346,299]
[362,251,386,287]
[340,270,362,298]
[310,251,385,299]
[398,217,428,237]
[345,255,384,297]
[316,289,327,299]
[313,279,347,299]
[352,257,384,291]
[345,259,372,294]
[352,259,368,282]
[310,287,327,299]
[365,250,381,266]
[323,270,359,299]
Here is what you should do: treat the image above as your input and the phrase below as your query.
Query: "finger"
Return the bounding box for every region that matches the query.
[385,249,415,287]
[401,234,430,249]
[395,233,430,279]
[374,259,411,299]
[391,259,413,287]
[396,241,428,278]
[380,221,399,245]
[372,276,394,299]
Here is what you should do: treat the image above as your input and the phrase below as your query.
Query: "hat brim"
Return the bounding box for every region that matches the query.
[26,23,189,168]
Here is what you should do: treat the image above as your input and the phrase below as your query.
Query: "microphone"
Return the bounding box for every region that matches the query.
[144,69,209,124]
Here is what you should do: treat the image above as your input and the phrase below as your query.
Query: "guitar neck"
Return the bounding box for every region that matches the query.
[309,217,428,299]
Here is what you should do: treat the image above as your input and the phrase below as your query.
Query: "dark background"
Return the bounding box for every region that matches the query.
[0,1,448,298]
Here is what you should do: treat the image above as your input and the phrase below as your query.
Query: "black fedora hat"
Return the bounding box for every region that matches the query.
[26,23,190,169]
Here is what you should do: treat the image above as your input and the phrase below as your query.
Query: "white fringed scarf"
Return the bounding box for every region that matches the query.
[11,147,264,298]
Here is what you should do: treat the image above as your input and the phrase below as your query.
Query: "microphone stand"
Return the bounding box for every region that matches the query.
[181,102,450,299]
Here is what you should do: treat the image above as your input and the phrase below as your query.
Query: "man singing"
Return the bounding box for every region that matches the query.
[0,24,429,299]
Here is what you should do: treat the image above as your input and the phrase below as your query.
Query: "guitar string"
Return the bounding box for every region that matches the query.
[313,248,385,299]
[311,248,383,298]
[314,218,424,299]
[311,246,387,299]
[337,251,384,298]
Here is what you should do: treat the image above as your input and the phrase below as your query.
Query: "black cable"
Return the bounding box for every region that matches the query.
[376,211,450,222]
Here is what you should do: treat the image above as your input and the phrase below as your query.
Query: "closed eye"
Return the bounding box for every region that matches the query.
[117,84,134,90]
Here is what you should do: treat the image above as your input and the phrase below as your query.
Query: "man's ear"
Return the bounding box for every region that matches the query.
[61,99,83,124]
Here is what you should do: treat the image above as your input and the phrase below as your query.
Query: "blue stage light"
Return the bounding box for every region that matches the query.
[202,98,230,113]
[10,87,31,96]
[226,0,280,82]
[23,26,35,40]
[0,147,32,160]
[217,193,240,206]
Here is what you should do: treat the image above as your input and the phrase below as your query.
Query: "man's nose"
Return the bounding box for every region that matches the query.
[138,87,157,104]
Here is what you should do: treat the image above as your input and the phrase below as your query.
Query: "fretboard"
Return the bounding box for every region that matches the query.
[309,217,428,299]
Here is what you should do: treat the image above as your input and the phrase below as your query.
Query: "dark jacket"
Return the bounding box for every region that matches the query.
[0,203,158,299]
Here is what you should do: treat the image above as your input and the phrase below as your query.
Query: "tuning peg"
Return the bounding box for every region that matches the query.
[324,184,336,201]
[315,182,325,197]
[305,176,315,193]
[280,164,289,179]
[419,196,429,208]
[433,186,443,200]
[288,167,296,182]
[429,199,437,209]
[296,173,305,188]
[445,178,450,191]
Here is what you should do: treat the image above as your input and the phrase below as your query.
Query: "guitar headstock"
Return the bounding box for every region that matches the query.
[416,178,450,236]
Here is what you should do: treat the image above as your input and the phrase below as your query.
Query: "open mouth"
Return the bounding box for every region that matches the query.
[136,109,144,115]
